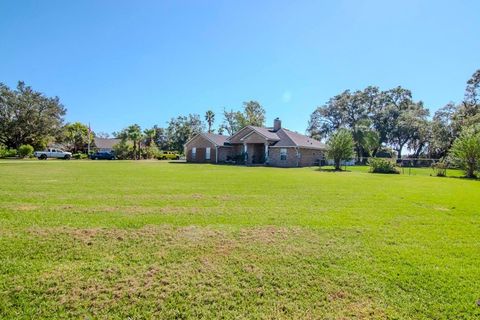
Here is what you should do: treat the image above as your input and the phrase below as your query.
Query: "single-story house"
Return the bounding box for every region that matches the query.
[93,138,121,152]
[184,118,326,167]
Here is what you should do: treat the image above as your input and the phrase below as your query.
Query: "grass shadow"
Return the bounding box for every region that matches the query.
[440,175,480,182]
[316,167,351,172]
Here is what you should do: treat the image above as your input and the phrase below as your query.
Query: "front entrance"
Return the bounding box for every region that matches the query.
[248,143,266,164]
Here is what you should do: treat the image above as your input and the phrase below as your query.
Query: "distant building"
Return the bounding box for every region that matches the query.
[184,118,326,167]
[93,137,121,152]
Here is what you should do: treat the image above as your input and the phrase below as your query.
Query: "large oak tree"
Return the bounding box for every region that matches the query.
[0,81,66,149]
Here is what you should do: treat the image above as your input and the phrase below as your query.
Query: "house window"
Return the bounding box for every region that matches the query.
[280,148,287,160]
[205,147,211,160]
[192,147,196,159]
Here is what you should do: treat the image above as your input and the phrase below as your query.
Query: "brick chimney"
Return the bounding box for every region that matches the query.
[273,118,281,131]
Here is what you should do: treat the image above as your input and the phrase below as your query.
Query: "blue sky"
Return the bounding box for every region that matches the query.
[1,0,479,134]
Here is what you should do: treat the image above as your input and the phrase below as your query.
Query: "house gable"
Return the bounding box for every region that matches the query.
[185,134,216,149]
[228,126,280,144]
[185,133,229,148]
[241,131,269,144]
[227,126,255,144]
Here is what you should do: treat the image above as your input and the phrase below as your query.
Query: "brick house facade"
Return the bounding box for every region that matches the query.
[185,118,326,167]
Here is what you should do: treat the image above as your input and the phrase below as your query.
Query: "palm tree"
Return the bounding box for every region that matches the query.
[326,129,355,170]
[143,128,156,147]
[361,130,380,158]
[127,124,142,160]
[205,110,215,133]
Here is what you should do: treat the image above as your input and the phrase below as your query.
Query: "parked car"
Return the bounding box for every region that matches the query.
[89,151,116,160]
[157,151,180,160]
[34,148,72,160]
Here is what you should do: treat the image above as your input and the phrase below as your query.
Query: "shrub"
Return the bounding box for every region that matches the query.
[17,144,34,158]
[7,149,17,157]
[368,158,399,174]
[226,153,245,164]
[432,162,448,177]
[0,144,7,158]
[72,153,88,160]
[112,141,133,160]
[0,145,17,158]
[142,145,160,159]
[449,127,480,178]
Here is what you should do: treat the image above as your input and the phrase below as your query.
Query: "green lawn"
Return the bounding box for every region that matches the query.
[0,161,479,319]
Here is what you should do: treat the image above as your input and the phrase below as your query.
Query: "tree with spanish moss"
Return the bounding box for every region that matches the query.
[166,114,205,152]
[61,122,92,153]
[220,101,266,135]
[0,81,66,149]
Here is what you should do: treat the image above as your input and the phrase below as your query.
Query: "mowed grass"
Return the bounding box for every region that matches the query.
[0,161,479,319]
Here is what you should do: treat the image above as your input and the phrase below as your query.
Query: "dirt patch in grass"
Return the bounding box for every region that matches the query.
[238,226,302,244]
[0,204,40,211]
[60,205,206,215]
[7,225,390,318]
[16,204,41,211]
[0,203,211,215]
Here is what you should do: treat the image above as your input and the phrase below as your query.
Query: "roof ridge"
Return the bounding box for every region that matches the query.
[245,126,280,141]
[204,132,227,137]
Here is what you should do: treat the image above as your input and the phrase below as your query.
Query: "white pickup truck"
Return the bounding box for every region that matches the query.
[34,148,72,160]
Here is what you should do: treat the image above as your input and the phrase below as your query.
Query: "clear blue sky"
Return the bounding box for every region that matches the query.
[1,0,479,134]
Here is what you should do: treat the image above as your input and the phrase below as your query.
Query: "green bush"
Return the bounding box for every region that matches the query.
[112,141,133,160]
[226,153,245,164]
[72,153,88,160]
[449,127,480,178]
[142,145,160,159]
[0,145,7,158]
[18,145,34,158]
[431,162,448,177]
[368,158,399,174]
[0,144,17,158]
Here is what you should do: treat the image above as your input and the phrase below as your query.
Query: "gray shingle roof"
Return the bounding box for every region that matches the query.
[248,126,281,141]
[278,129,326,149]
[236,126,325,149]
[188,124,325,150]
[94,138,121,149]
[203,133,230,146]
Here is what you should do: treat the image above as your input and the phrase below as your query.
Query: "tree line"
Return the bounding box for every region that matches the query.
[307,69,480,161]
[0,81,267,159]
[310,69,480,177]
[1,70,478,175]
